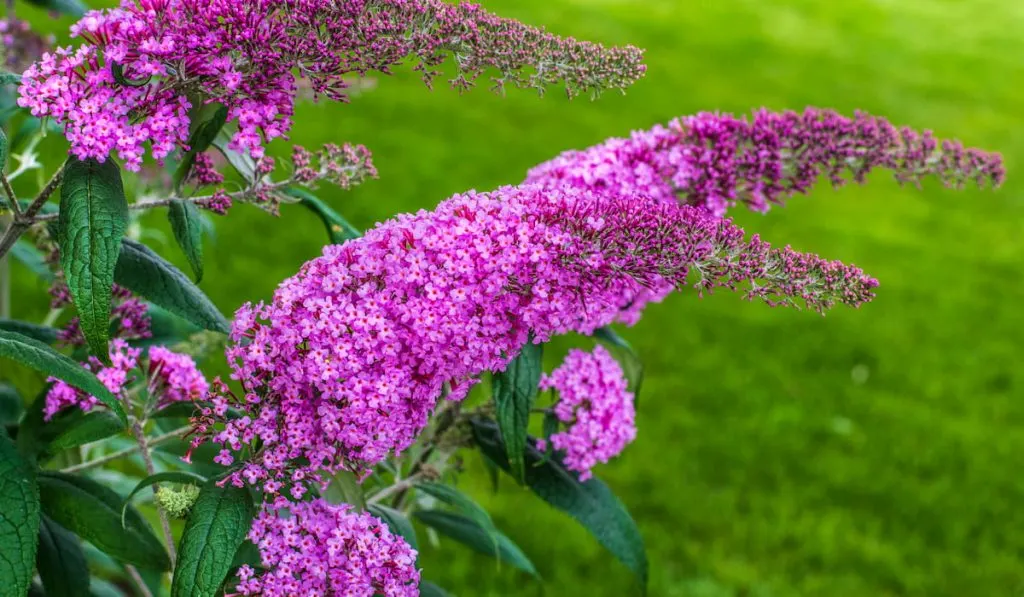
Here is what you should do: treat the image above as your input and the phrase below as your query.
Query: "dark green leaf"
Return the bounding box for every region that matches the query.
[171,481,255,597]
[211,130,256,184]
[0,329,126,424]
[536,410,560,466]
[174,105,228,188]
[415,482,497,548]
[285,186,361,243]
[37,515,90,597]
[414,510,538,577]
[0,71,21,86]
[89,579,125,597]
[11,240,54,281]
[168,199,205,282]
[0,319,58,344]
[138,303,202,348]
[0,383,21,426]
[368,504,418,551]
[594,326,644,400]
[23,0,87,17]
[0,431,40,596]
[114,238,229,334]
[38,471,169,570]
[420,581,450,597]
[492,342,543,482]
[49,411,123,452]
[323,470,365,511]
[152,401,199,420]
[471,418,648,591]
[58,156,129,358]
[122,471,206,527]
[110,63,150,88]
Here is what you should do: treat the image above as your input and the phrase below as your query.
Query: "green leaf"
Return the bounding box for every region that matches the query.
[110,63,150,88]
[414,510,538,578]
[114,238,229,334]
[0,319,58,344]
[37,515,90,597]
[48,411,123,452]
[38,471,169,570]
[23,0,87,17]
[0,329,127,424]
[415,482,498,548]
[168,200,205,282]
[367,504,418,551]
[11,240,54,281]
[323,470,365,511]
[211,129,256,184]
[122,471,206,527]
[174,105,229,189]
[492,341,543,482]
[285,186,362,243]
[471,418,648,591]
[0,431,40,596]
[420,581,450,597]
[0,383,22,426]
[172,481,255,597]
[594,326,644,400]
[0,71,21,86]
[58,156,129,358]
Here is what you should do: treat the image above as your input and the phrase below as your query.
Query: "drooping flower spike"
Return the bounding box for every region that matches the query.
[192,183,877,496]
[18,0,645,170]
[527,108,1006,215]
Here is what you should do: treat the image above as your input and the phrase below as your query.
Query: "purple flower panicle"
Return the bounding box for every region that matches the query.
[233,498,419,596]
[44,339,142,421]
[18,0,645,170]
[527,108,1005,215]
[539,346,636,481]
[193,184,876,495]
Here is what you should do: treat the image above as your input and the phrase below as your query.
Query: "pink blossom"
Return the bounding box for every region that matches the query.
[44,339,141,420]
[539,346,636,481]
[148,346,209,407]
[527,108,1005,216]
[234,498,419,596]
[193,184,876,494]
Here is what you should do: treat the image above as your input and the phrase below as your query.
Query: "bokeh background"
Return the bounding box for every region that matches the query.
[9,0,1024,595]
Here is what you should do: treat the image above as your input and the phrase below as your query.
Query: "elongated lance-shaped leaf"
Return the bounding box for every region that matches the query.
[420,582,451,597]
[415,482,498,549]
[174,104,229,189]
[58,156,129,359]
[471,418,648,592]
[36,515,90,597]
[0,431,40,597]
[414,510,538,578]
[114,238,230,334]
[172,481,255,597]
[0,329,127,424]
[367,504,418,551]
[285,186,362,243]
[23,0,87,17]
[492,341,543,482]
[0,319,58,344]
[11,240,54,281]
[168,199,205,281]
[48,411,123,452]
[38,472,170,571]
[323,470,365,511]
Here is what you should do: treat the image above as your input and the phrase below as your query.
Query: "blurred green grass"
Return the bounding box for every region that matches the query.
[11,0,1024,595]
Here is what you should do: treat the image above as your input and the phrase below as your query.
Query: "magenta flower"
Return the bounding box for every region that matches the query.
[44,339,142,420]
[18,0,645,170]
[539,346,636,481]
[147,346,209,408]
[193,183,876,494]
[527,108,1005,215]
[234,498,419,596]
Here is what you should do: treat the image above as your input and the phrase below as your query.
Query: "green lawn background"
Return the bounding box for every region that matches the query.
[12,0,1024,595]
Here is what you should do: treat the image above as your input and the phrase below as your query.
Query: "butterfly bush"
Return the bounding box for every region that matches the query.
[539,346,637,481]
[17,0,645,170]
[234,498,419,596]
[192,183,877,495]
[527,108,1006,216]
